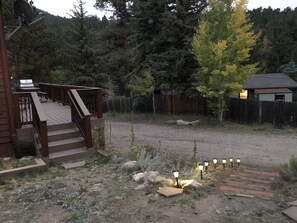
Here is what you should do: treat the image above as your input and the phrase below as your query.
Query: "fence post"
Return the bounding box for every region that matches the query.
[258,101,262,124]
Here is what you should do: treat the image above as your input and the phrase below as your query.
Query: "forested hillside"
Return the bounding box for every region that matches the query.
[3,0,297,95]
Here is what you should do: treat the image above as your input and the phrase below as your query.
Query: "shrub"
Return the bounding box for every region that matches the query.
[136,148,169,172]
[92,126,105,150]
[279,156,297,182]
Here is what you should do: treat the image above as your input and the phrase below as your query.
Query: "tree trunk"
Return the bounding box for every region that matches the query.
[152,93,156,117]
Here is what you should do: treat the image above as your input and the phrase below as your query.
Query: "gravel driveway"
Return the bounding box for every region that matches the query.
[106,119,297,167]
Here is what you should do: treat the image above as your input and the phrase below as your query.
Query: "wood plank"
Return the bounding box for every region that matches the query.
[0,130,10,137]
[0,137,11,143]
[0,117,8,124]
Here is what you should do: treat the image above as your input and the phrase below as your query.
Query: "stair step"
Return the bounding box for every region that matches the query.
[48,137,85,153]
[48,128,80,142]
[47,123,74,132]
[49,147,94,163]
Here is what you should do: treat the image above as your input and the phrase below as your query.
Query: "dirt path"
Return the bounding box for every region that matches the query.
[106,120,297,167]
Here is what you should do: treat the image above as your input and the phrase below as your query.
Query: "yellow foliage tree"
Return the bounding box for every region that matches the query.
[192,0,258,123]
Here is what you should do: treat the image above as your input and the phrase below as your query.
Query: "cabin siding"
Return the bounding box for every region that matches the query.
[0,12,15,156]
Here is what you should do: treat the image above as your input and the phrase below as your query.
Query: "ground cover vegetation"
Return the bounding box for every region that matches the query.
[0,115,297,222]
[3,1,297,98]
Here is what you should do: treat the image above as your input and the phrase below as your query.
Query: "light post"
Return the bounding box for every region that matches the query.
[229,157,234,168]
[236,158,241,168]
[204,160,209,173]
[213,158,218,169]
[222,158,227,170]
[173,170,180,188]
[198,162,204,180]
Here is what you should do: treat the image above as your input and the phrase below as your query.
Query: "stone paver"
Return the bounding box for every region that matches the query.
[219,166,279,199]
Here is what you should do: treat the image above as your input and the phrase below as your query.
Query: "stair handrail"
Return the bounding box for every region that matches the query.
[68,89,92,148]
[12,92,48,157]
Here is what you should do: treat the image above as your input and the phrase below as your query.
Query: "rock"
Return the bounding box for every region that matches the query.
[20,156,34,161]
[181,179,202,189]
[133,172,146,182]
[190,120,200,126]
[165,120,177,125]
[157,187,183,197]
[89,183,105,193]
[135,184,147,191]
[121,161,138,171]
[3,157,11,161]
[62,161,85,169]
[111,155,119,162]
[289,200,297,207]
[283,206,297,221]
[146,171,165,183]
[163,178,176,187]
[177,120,191,126]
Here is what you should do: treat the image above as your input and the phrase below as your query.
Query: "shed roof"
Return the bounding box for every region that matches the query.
[255,88,292,94]
[243,73,297,89]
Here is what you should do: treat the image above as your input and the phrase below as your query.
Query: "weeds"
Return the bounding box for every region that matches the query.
[137,149,170,172]
[279,156,297,182]
[92,126,105,150]
[192,139,198,161]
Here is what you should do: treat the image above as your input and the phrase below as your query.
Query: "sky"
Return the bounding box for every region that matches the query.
[32,0,297,18]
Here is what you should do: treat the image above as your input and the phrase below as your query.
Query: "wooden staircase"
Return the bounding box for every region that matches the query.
[47,123,94,162]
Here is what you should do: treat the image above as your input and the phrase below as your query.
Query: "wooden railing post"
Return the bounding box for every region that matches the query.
[84,115,92,148]
[12,94,22,128]
[39,120,48,157]
[97,89,103,118]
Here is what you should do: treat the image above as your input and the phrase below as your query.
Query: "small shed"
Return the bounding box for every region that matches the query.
[242,73,297,102]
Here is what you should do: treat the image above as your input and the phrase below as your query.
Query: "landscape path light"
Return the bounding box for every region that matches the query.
[198,162,204,180]
[213,158,218,169]
[229,157,234,168]
[236,158,241,168]
[222,158,227,169]
[173,170,180,188]
[204,160,209,173]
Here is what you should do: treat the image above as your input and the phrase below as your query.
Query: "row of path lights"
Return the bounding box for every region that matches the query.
[173,158,242,186]
[199,158,241,180]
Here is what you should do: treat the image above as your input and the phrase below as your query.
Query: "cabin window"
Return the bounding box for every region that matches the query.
[240,90,248,100]
[275,94,285,102]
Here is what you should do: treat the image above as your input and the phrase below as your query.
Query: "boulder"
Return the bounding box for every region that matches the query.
[134,183,147,191]
[181,179,202,189]
[121,161,138,171]
[163,178,176,187]
[133,172,146,182]
[146,171,165,183]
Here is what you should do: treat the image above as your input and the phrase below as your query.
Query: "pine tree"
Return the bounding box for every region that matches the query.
[192,0,258,123]
[130,0,207,95]
[95,0,131,94]
[65,0,105,87]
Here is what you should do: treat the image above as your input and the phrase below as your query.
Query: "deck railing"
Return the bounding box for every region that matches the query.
[13,92,49,157]
[68,90,92,148]
[39,83,103,118]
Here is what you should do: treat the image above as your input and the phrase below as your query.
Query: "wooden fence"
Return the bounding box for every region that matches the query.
[103,95,297,128]
[103,95,207,115]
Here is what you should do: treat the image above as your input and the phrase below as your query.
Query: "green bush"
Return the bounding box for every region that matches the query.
[279,156,297,182]
[136,148,169,172]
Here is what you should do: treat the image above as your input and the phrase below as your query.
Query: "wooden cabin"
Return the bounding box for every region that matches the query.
[0,1,15,156]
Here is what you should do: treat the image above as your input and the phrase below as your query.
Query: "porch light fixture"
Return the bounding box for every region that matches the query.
[229,157,234,168]
[198,162,204,180]
[222,158,227,169]
[236,158,241,168]
[204,160,209,173]
[213,158,218,169]
[173,170,180,188]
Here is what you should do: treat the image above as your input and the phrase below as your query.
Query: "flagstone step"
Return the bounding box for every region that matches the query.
[225,179,271,191]
[220,185,274,199]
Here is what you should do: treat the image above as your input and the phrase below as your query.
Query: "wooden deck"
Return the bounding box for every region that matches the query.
[41,101,71,126]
